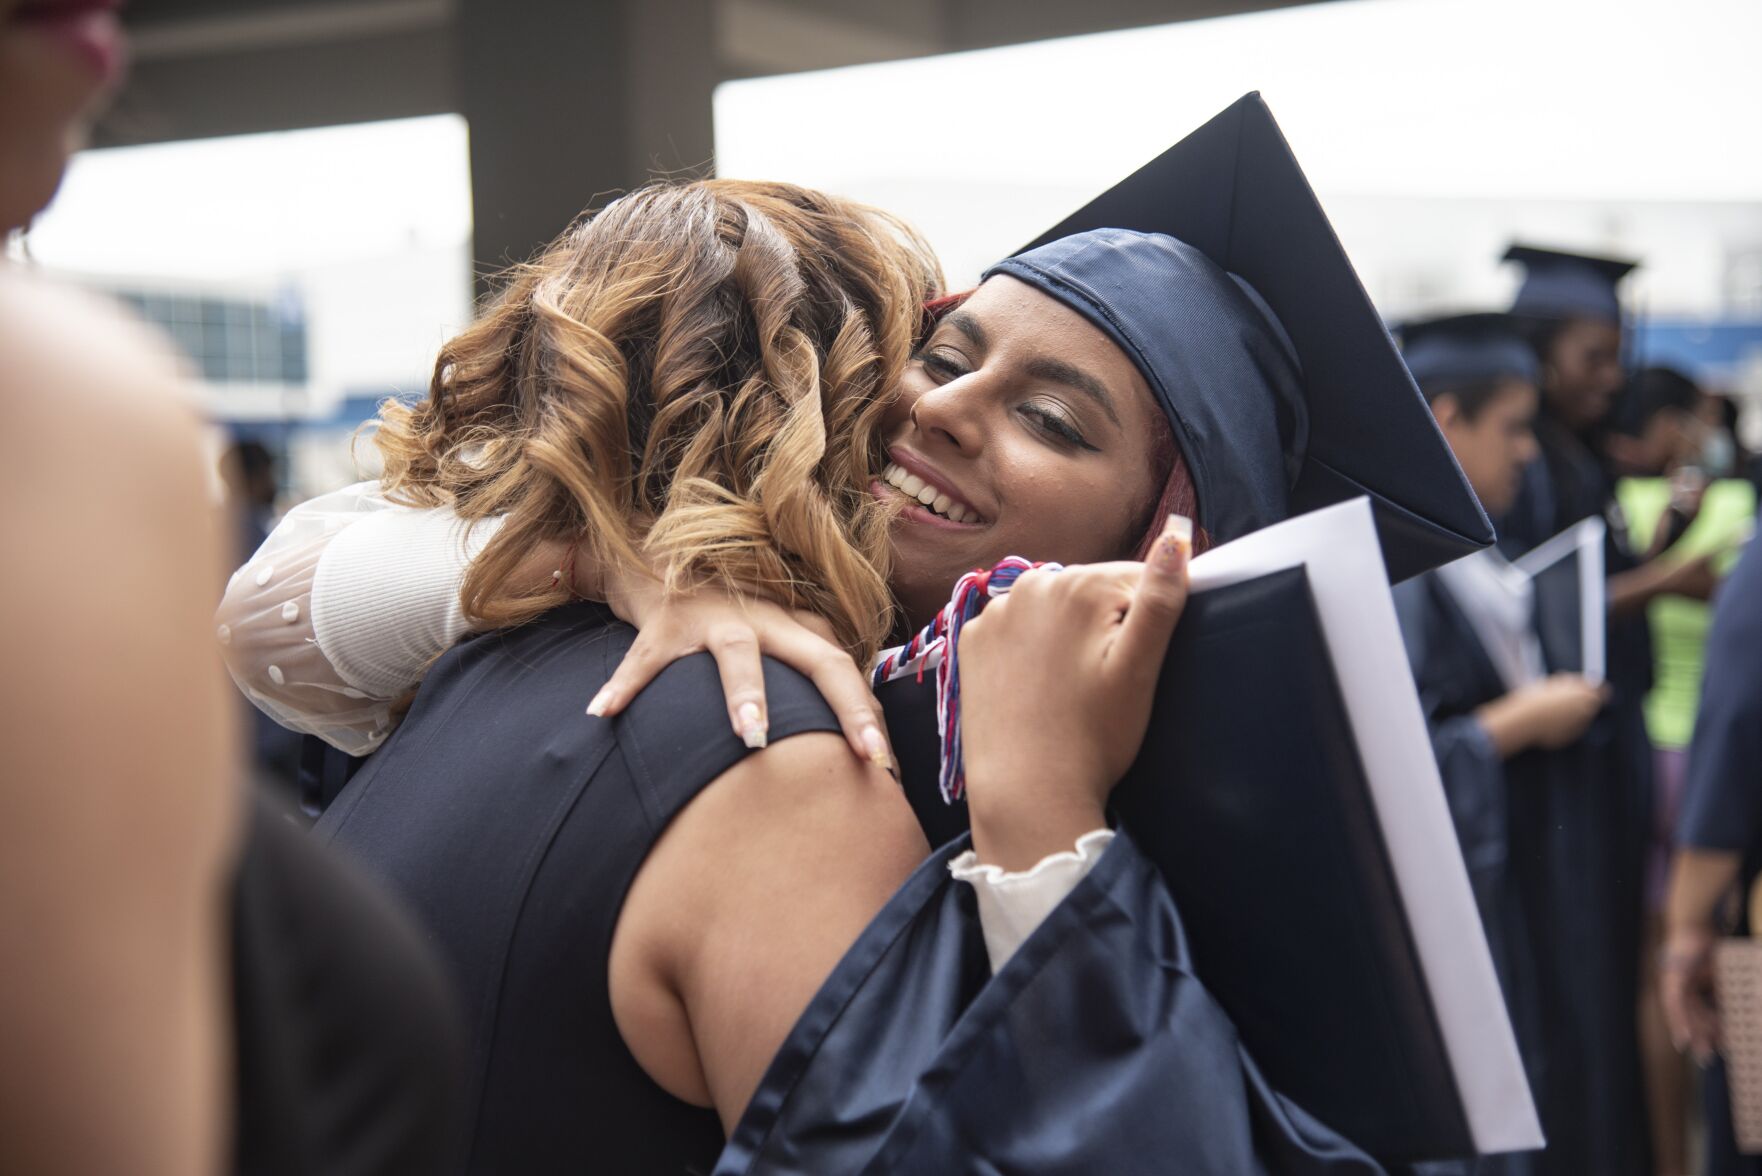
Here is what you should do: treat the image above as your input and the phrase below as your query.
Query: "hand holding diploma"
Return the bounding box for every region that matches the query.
[960,515,1193,871]
[1475,672,1610,757]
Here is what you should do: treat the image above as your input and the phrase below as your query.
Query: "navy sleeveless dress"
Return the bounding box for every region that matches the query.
[313,602,840,1174]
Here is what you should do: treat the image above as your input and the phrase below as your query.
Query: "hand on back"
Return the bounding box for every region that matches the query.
[592,565,894,772]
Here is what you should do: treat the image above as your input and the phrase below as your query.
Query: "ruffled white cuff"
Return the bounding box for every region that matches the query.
[948,829,1115,973]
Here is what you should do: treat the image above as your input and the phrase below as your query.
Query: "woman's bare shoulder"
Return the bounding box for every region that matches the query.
[614,731,927,1127]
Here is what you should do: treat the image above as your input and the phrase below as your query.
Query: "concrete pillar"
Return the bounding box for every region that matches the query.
[456,0,718,289]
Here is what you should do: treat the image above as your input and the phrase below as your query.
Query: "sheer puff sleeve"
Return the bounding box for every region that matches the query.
[216,483,503,756]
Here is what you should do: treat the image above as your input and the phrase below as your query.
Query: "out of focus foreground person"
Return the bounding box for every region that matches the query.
[1,258,240,1176]
[1,1,236,1171]
[2,3,465,1173]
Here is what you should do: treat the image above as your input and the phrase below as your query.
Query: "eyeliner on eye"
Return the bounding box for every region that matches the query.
[1023,405,1099,452]
[916,351,968,380]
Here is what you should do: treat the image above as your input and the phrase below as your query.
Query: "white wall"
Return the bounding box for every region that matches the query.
[297,240,474,415]
[716,0,1762,310]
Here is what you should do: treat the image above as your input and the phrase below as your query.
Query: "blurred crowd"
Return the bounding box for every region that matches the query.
[1390,246,1758,1175]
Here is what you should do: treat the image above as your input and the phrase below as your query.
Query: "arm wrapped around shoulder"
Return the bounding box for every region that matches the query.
[215,484,504,755]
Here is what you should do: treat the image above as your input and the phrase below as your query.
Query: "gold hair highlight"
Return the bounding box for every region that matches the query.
[372,180,943,666]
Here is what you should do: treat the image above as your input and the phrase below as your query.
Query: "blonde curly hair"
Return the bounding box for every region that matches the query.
[372,180,943,665]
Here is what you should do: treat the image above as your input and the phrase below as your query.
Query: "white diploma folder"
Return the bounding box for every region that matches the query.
[1184,497,1545,1155]
[1513,516,1608,685]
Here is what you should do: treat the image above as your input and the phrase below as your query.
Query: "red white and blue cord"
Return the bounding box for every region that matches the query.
[870,556,1061,804]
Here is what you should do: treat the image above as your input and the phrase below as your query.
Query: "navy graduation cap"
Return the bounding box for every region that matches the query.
[1504,243,1639,324]
[1399,312,1541,390]
[990,92,1493,583]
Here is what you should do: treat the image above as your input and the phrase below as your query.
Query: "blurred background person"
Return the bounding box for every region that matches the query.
[1694,391,1762,496]
[1606,364,1751,1176]
[1494,245,1668,1174]
[1661,531,1762,1176]
[1395,311,1609,1175]
[222,438,280,558]
[1603,368,1705,504]
[219,438,304,797]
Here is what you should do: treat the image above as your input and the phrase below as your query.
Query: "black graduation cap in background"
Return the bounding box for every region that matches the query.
[1399,312,1541,391]
[1504,243,1639,324]
[1004,92,1492,583]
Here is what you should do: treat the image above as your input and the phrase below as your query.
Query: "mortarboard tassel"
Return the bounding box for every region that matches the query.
[871,556,1061,804]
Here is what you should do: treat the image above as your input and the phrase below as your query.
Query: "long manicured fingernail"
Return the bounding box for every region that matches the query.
[739,702,767,749]
[586,687,614,717]
[861,726,893,773]
[1150,514,1193,574]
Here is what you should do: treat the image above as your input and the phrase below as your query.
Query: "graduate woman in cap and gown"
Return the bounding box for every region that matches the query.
[1394,314,1613,1175]
[218,96,1498,1171]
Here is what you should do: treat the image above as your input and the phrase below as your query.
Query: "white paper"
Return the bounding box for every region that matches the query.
[1186,498,1545,1154]
[1512,517,1608,685]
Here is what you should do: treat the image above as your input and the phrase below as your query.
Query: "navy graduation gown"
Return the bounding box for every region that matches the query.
[1394,571,1646,1175]
[1496,418,1652,1169]
[1499,417,1654,811]
[1677,538,1762,1176]
[717,829,1385,1176]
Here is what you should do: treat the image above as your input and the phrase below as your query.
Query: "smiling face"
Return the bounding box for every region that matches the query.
[875,275,1169,629]
[0,0,127,234]
[1540,316,1624,432]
